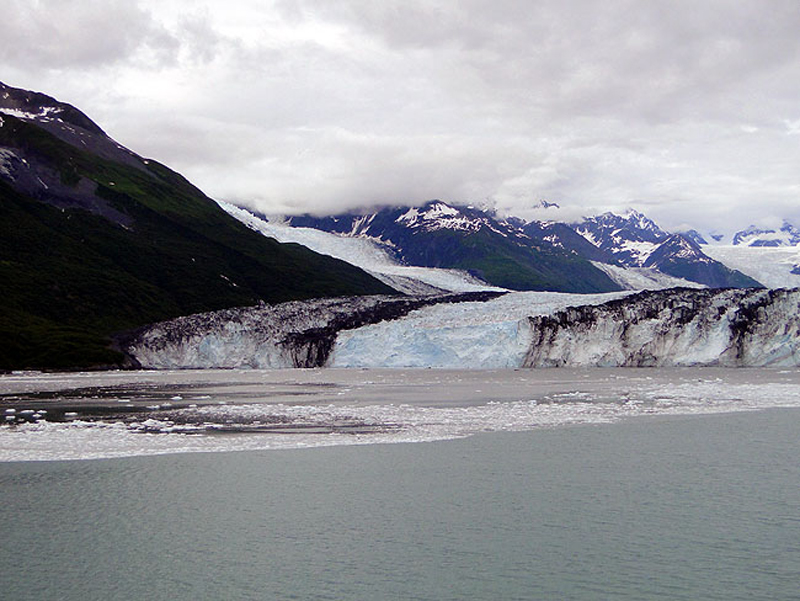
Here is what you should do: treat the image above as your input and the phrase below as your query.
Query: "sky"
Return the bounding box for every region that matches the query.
[2,0,800,232]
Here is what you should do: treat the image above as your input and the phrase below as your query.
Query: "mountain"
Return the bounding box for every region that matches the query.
[285,203,761,290]
[677,229,709,246]
[218,201,500,295]
[572,210,762,288]
[731,221,800,247]
[641,234,761,288]
[273,201,763,291]
[573,209,670,265]
[0,81,394,370]
[520,220,617,263]
[287,200,623,294]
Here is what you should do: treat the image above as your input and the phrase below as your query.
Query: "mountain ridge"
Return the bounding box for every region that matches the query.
[280,200,762,290]
[0,81,395,370]
[287,200,625,294]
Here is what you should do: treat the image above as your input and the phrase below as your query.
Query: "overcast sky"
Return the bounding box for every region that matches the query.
[2,0,800,232]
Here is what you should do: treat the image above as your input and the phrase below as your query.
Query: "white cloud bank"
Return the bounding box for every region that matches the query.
[2,0,800,231]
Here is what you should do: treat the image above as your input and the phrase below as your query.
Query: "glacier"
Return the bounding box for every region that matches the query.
[123,288,800,370]
[122,292,506,369]
[330,291,628,368]
[589,261,703,291]
[217,201,500,295]
[524,287,800,367]
[702,245,800,289]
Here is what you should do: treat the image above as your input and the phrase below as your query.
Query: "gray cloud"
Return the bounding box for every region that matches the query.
[0,0,180,69]
[3,0,800,233]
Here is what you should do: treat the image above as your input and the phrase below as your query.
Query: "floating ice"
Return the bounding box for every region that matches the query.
[2,367,800,462]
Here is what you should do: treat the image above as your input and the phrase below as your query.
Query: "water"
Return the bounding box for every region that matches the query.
[2,368,800,599]
[1,409,799,600]
[3,367,800,461]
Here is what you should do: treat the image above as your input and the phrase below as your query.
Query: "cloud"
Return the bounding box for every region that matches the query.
[3,0,800,232]
[0,0,180,69]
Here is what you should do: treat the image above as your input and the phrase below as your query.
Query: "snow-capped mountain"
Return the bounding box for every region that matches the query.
[675,229,709,246]
[218,201,499,295]
[574,209,667,265]
[521,220,616,263]
[571,210,761,288]
[731,221,800,247]
[287,200,623,294]
[223,201,707,294]
[278,202,760,291]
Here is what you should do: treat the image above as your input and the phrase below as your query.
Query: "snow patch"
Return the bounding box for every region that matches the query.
[0,106,62,122]
[618,239,659,265]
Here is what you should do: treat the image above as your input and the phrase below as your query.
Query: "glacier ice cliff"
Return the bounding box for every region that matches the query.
[121,292,504,369]
[122,288,800,370]
[523,288,800,367]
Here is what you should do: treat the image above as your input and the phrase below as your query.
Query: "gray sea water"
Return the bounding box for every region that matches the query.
[1,408,799,600]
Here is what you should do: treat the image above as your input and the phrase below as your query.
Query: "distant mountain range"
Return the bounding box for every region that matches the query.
[681,220,800,248]
[287,201,622,293]
[283,202,762,291]
[0,81,392,369]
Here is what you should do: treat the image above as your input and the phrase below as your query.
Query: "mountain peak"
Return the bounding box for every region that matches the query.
[0,81,105,136]
[532,200,560,210]
[621,208,665,234]
[678,229,709,245]
[573,209,668,267]
[732,221,800,247]
[393,200,514,236]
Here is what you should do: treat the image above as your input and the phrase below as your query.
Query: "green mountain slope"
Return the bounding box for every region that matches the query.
[0,87,394,370]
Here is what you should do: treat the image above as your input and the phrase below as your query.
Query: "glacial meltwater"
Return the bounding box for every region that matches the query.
[1,368,799,600]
